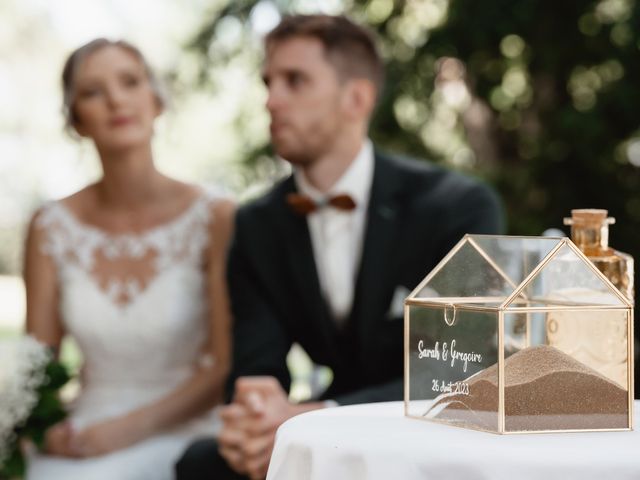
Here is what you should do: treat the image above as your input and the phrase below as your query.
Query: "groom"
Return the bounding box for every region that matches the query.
[177,14,503,479]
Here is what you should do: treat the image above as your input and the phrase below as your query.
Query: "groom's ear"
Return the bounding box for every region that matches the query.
[341,78,376,121]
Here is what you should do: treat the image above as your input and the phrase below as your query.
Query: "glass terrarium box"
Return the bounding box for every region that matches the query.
[404,235,634,434]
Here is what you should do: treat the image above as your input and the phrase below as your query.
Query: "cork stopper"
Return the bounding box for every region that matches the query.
[563,208,615,254]
[563,209,614,226]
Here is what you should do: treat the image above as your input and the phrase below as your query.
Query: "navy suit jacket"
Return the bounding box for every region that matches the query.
[226,150,504,404]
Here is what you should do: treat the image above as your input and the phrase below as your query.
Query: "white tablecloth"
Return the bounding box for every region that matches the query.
[267,401,640,480]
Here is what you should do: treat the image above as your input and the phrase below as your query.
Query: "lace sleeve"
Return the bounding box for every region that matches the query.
[32,202,67,267]
[33,201,105,271]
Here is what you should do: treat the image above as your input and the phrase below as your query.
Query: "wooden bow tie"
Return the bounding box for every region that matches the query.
[286,193,357,215]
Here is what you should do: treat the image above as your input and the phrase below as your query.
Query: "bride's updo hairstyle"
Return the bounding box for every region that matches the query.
[61,38,167,135]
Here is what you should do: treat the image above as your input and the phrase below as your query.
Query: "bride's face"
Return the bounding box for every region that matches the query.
[71,45,161,152]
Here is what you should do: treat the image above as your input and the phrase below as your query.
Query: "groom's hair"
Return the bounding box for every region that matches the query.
[265,14,385,98]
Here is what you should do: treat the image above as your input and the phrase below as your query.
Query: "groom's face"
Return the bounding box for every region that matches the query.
[262,36,348,166]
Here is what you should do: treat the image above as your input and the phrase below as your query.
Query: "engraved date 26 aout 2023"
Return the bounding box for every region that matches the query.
[431,379,470,395]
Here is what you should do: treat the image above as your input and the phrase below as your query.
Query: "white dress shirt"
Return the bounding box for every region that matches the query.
[293,140,374,324]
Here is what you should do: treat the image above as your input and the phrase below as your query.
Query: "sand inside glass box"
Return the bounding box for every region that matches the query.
[404,235,633,434]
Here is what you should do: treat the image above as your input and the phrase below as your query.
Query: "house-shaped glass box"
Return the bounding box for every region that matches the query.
[404,235,633,433]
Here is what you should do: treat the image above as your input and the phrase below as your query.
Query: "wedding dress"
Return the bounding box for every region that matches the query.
[26,189,224,480]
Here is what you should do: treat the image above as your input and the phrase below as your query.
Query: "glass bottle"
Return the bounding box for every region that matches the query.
[563,209,634,302]
[545,209,633,389]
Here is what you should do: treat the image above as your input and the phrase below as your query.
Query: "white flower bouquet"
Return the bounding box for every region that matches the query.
[0,336,70,479]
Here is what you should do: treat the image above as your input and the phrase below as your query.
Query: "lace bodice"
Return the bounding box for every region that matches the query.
[34,189,225,427]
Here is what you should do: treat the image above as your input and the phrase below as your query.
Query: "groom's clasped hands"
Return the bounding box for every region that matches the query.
[218,376,317,480]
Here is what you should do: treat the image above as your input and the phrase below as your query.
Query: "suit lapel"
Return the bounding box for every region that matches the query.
[350,151,404,340]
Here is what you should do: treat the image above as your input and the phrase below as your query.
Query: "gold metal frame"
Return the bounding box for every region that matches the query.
[404,234,634,434]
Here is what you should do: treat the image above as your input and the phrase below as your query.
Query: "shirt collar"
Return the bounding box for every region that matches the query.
[294,139,374,210]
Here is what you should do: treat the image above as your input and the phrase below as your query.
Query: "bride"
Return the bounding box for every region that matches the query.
[24,38,234,479]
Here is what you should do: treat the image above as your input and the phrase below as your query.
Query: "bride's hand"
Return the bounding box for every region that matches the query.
[69,416,144,457]
[44,421,76,457]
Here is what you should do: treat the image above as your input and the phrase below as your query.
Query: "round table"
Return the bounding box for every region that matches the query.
[266,401,640,480]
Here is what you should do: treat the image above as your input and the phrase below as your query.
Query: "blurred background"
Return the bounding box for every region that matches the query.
[2,0,639,396]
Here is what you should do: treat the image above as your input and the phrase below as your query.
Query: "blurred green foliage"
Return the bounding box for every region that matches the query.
[188,0,640,250]
[187,0,640,391]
